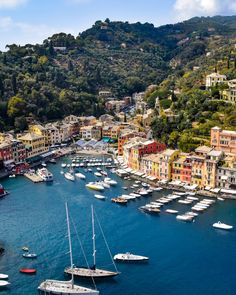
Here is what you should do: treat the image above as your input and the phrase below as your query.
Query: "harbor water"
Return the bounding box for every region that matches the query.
[0,157,236,295]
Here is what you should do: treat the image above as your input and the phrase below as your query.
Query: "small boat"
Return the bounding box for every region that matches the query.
[22,246,29,251]
[217,197,225,201]
[212,221,233,230]
[9,174,16,178]
[133,184,139,188]
[138,190,148,196]
[165,209,178,214]
[20,268,37,274]
[61,163,67,168]
[0,274,8,280]
[60,171,64,174]
[75,173,86,179]
[88,169,92,172]
[114,253,149,262]
[111,198,127,204]
[100,182,110,188]
[0,280,10,287]
[178,200,192,204]
[49,159,56,164]
[86,182,104,191]
[139,207,160,214]
[41,162,47,167]
[23,253,37,259]
[94,194,106,200]
[64,172,75,181]
[100,171,108,176]
[104,178,117,186]
[122,187,128,190]
[94,172,102,177]
[176,214,194,221]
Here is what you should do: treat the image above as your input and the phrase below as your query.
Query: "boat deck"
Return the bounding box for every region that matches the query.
[24,173,43,183]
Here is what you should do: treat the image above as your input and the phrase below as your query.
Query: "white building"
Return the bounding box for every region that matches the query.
[206,73,226,89]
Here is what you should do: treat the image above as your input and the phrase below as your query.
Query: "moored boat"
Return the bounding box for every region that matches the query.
[22,253,37,259]
[114,253,149,262]
[0,280,10,287]
[20,268,37,274]
[111,198,127,204]
[212,221,233,230]
[94,194,106,200]
[0,274,8,280]
[64,172,75,181]
[86,182,104,191]
[75,173,86,179]
[37,168,53,182]
[165,209,179,214]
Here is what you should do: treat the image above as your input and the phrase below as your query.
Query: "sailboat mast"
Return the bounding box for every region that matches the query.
[92,205,96,269]
[65,202,74,289]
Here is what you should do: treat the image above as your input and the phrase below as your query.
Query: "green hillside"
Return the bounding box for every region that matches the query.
[1,16,236,131]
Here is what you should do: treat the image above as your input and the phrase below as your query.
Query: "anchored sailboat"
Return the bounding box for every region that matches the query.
[38,203,99,295]
[65,205,119,279]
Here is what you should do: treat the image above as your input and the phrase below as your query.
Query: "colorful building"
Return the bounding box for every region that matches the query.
[159,149,180,181]
[216,155,236,189]
[211,126,236,154]
[118,131,146,156]
[17,133,48,159]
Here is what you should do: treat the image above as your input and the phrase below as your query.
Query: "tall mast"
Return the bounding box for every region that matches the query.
[65,202,74,289]
[92,205,96,270]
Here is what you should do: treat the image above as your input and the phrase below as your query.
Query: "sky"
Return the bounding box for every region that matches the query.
[0,0,236,51]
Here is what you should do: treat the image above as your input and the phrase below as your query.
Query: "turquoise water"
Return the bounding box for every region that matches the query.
[0,157,236,295]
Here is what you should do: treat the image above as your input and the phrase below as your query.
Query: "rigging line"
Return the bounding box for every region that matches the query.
[94,208,119,273]
[70,215,97,290]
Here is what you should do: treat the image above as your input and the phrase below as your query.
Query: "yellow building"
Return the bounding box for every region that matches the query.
[17,132,48,159]
[29,124,49,145]
[140,154,160,179]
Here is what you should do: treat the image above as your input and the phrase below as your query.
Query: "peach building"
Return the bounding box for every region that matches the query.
[211,126,236,154]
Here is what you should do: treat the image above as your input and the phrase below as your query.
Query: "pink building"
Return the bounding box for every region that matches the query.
[211,126,236,154]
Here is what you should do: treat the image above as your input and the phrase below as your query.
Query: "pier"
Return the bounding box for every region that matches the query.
[24,172,43,183]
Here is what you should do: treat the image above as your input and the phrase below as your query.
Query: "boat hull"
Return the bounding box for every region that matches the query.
[65,267,119,278]
[38,280,99,294]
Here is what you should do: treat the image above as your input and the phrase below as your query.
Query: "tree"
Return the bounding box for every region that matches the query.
[7,96,26,118]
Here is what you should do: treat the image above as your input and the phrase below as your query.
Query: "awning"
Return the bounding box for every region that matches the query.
[204,186,211,191]
[41,151,55,158]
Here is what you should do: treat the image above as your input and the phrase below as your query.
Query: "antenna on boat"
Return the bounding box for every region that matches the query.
[91,205,96,270]
[65,202,74,289]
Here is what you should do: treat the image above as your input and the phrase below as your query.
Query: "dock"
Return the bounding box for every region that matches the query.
[24,173,43,183]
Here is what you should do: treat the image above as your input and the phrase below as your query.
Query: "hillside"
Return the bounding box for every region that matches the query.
[1,16,236,131]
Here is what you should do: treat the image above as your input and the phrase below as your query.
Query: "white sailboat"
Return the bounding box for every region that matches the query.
[38,203,99,295]
[65,206,119,279]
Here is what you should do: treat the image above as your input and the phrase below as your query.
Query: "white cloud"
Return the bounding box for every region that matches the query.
[0,16,77,50]
[0,0,28,8]
[174,0,236,20]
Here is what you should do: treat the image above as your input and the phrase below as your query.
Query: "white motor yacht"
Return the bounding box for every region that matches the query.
[64,172,75,181]
[213,221,233,230]
[75,173,86,179]
[104,178,117,186]
[94,194,106,200]
[114,253,149,261]
[94,172,102,177]
[176,214,194,222]
[0,281,10,288]
[86,182,104,191]
[165,209,179,214]
[37,168,53,182]
[0,274,8,280]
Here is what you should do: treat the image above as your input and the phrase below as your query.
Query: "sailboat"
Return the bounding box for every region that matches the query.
[38,203,99,295]
[65,205,119,279]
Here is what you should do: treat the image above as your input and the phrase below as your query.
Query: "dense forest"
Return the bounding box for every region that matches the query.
[1,16,236,132]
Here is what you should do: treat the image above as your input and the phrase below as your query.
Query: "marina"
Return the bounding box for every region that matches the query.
[0,155,236,294]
